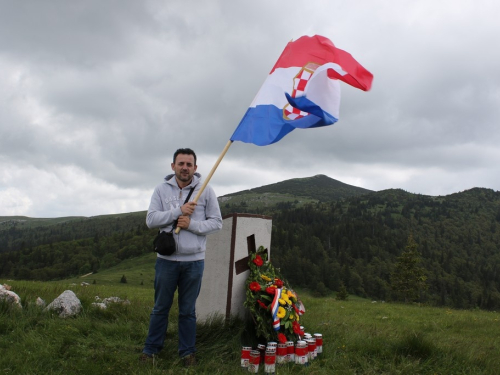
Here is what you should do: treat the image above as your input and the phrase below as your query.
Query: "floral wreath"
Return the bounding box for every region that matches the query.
[244,246,305,343]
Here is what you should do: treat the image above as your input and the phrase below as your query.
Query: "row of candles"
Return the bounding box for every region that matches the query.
[241,333,323,373]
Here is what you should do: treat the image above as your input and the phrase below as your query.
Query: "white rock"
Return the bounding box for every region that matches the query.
[81,282,90,286]
[36,297,46,307]
[46,290,82,318]
[0,284,22,308]
[102,296,130,305]
[90,296,131,311]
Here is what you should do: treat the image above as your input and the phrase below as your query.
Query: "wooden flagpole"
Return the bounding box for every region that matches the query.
[175,140,233,234]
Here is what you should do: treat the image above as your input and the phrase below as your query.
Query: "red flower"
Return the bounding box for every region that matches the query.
[274,279,284,288]
[257,300,268,309]
[292,321,301,334]
[253,255,263,266]
[249,282,261,292]
[278,333,287,344]
[265,287,276,295]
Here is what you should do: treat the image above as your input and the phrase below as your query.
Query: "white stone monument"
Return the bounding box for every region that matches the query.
[196,213,272,321]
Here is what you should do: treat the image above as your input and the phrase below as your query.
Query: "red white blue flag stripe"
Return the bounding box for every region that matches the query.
[230,35,373,146]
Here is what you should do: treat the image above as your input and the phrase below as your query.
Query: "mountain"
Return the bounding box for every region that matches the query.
[2,176,500,310]
[223,174,372,201]
[219,174,372,215]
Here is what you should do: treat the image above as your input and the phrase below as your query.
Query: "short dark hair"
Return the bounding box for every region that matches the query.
[173,148,197,165]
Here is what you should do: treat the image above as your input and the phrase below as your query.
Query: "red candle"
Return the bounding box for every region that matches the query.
[241,346,251,369]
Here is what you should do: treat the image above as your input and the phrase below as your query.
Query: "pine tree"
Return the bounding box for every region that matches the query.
[336,282,349,301]
[390,234,428,303]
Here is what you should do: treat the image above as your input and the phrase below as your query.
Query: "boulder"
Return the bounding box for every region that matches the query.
[0,284,22,308]
[36,297,46,307]
[46,290,82,318]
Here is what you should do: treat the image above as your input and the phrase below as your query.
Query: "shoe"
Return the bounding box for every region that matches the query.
[139,353,154,362]
[183,354,196,367]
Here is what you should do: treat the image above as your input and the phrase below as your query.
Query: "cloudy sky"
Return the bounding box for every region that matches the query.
[1,0,499,218]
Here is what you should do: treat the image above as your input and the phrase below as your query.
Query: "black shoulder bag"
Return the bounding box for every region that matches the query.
[153,187,195,256]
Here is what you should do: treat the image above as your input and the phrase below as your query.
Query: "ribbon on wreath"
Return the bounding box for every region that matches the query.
[270,288,282,330]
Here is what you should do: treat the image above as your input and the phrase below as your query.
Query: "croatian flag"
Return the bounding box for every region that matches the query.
[230,35,373,146]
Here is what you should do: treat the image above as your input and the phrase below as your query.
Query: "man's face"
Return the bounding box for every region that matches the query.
[171,154,197,186]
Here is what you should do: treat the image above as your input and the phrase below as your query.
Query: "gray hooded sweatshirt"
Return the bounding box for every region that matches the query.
[146,172,222,262]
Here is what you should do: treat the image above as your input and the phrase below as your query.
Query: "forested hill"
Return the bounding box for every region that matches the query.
[0,175,365,253]
[2,176,500,310]
[269,187,500,309]
[0,212,148,254]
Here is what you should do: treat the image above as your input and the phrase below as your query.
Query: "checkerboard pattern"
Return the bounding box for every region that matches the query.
[283,104,309,120]
[282,63,319,120]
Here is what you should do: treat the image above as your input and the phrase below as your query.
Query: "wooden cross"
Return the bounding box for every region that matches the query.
[234,234,268,275]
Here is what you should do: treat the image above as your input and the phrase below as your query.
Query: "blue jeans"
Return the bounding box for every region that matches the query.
[143,258,204,358]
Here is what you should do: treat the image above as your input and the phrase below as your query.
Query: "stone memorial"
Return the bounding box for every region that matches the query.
[196,213,272,321]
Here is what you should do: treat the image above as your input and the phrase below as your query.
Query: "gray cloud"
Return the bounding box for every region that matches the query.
[1,0,499,217]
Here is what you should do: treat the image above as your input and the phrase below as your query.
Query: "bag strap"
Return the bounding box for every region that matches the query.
[184,186,195,203]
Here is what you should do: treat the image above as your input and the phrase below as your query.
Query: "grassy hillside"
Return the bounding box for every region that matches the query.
[220,174,372,212]
[219,174,372,216]
[1,259,499,374]
[248,174,373,200]
[66,252,158,288]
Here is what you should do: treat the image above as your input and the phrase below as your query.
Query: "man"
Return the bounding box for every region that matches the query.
[140,148,222,367]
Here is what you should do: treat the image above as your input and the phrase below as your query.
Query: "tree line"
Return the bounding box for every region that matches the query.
[268,188,500,309]
[2,186,500,309]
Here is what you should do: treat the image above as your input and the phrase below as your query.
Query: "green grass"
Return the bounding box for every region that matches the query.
[2,258,500,374]
[67,252,158,288]
[220,191,318,212]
